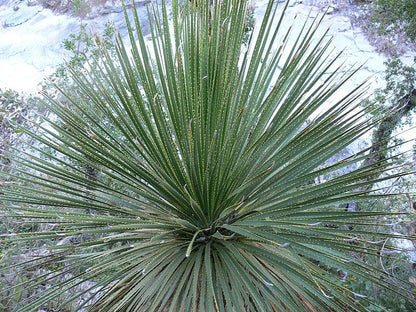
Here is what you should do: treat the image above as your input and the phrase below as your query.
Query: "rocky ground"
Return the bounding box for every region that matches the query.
[0,0,150,93]
[0,0,415,94]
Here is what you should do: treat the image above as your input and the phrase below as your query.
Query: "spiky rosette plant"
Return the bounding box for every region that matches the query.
[1,0,415,311]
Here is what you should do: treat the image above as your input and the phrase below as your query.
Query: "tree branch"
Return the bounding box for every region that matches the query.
[346,89,416,211]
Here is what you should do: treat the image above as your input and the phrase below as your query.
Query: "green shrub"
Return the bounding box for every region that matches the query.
[375,57,416,107]
[345,192,416,311]
[371,0,416,43]
[353,54,416,311]
[0,22,117,312]
[0,89,43,172]
[351,0,416,55]
[0,90,51,310]
[1,0,415,311]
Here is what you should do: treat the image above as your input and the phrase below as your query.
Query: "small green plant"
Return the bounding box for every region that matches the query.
[54,22,115,80]
[1,0,415,311]
[71,0,91,18]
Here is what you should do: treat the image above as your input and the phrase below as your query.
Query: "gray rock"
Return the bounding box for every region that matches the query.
[38,0,71,13]
[0,0,22,6]
[2,5,42,27]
